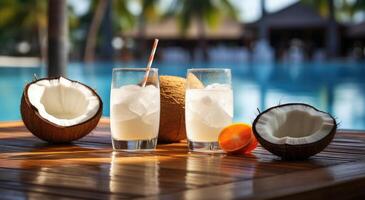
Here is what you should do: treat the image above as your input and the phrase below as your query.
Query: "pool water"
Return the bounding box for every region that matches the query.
[1,61,364,130]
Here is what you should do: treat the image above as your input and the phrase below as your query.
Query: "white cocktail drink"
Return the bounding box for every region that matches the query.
[186,83,233,142]
[110,85,160,141]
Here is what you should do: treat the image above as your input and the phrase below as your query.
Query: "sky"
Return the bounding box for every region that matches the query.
[69,0,299,23]
[231,0,298,22]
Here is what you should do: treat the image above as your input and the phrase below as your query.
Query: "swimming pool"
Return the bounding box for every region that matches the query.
[1,61,364,130]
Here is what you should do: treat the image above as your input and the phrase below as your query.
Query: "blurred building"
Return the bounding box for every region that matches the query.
[347,22,365,59]
[245,2,349,61]
[116,2,364,62]
[121,17,245,62]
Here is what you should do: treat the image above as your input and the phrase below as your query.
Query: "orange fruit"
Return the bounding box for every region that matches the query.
[240,135,258,154]
[218,123,253,153]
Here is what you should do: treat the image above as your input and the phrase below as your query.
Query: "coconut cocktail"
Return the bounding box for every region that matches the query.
[110,39,160,151]
[110,84,160,142]
[110,68,160,151]
[185,69,233,153]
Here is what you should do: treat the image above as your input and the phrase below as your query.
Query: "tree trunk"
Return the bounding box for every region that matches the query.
[197,16,208,61]
[84,0,108,62]
[326,0,339,58]
[259,0,268,40]
[38,23,47,65]
[47,0,67,77]
[99,0,113,60]
[36,1,47,65]
[136,14,147,60]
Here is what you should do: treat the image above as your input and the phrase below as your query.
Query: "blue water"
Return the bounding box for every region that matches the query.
[1,61,364,130]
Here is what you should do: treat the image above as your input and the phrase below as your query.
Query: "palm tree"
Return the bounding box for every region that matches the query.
[84,0,110,62]
[48,0,67,76]
[259,0,268,40]
[84,0,134,62]
[341,0,365,21]
[0,0,78,61]
[166,0,238,61]
[136,0,159,59]
[0,0,47,59]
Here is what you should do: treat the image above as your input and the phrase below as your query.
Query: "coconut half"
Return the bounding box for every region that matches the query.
[253,103,337,160]
[21,77,102,143]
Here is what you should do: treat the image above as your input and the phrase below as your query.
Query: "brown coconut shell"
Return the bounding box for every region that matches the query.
[252,103,337,160]
[158,76,186,143]
[20,77,103,143]
[158,75,204,143]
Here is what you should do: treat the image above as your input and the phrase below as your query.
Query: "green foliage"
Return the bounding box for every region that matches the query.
[302,0,330,16]
[166,0,238,34]
[346,0,365,18]
[82,0,160,34]
[112,0,135,32]
[302,0,365,21]
[0,0,78,56]
[141,0,159,20]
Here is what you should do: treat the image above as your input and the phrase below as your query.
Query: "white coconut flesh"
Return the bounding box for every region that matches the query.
[255,104,335,145]
[27,77,100,127]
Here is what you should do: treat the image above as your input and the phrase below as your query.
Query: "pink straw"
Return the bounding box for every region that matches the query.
[142,39,159,87]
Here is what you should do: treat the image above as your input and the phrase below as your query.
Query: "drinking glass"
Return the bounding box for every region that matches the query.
[185,68,233,153]
[110,68,160,151]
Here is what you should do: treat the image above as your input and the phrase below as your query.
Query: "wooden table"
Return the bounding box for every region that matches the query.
[0,120,365,200]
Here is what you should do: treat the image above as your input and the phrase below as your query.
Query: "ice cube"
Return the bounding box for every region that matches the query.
[120,84,141,91]
[128,99,147,116]
[202,104,232,128]
[205,83,230,90]
[141,85,158,99]
[143,100,159,116]
[188,94,214,116]
[111,85,142,105]
[111,103,138,121]
[186,85,233,128]
[201,95,213,105]
[113,84,159,118]
[140,85,160,115]
[142,111,159,125]
[188,93,232,128]
[144,84,157,91]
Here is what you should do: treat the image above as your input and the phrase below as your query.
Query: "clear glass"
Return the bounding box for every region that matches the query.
[110,68,160,151]
[185,68,233,153]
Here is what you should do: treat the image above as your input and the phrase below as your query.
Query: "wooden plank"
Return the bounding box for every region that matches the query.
[154,161,365,200]
[0,121,364,199]
[0,187,80,200]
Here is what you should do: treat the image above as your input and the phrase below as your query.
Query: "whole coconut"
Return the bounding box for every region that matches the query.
[158,75,203,143]
[158,76,186,143]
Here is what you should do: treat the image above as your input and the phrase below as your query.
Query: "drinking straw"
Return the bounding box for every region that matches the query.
[142,38,159,87]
